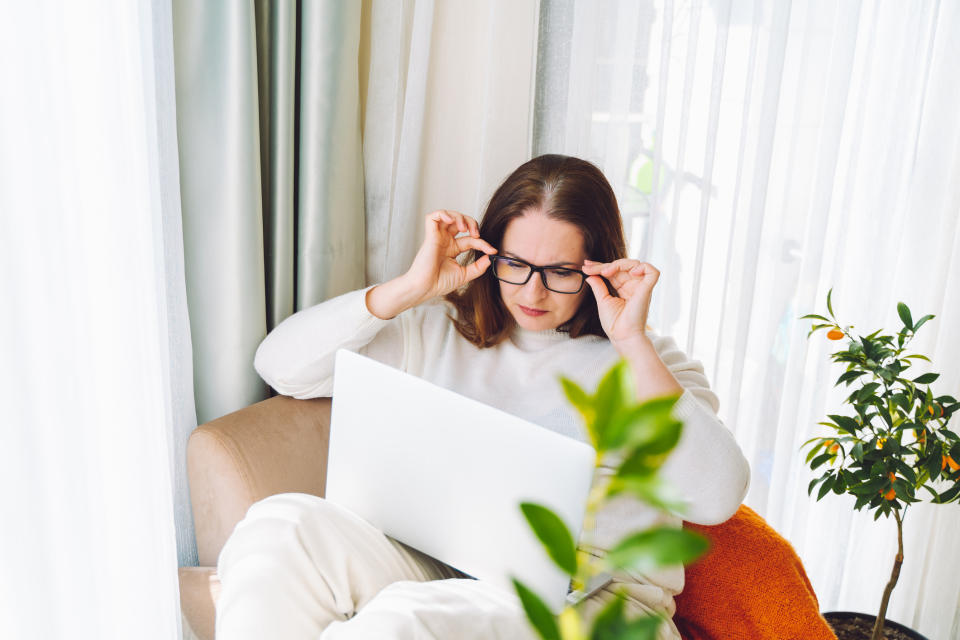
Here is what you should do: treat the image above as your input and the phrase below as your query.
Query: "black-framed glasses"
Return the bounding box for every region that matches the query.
[488,255,587,294]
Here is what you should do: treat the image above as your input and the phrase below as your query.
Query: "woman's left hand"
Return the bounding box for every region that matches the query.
[582,259,660,349]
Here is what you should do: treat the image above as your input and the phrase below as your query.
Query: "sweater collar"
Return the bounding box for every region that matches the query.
[509,324,570,351]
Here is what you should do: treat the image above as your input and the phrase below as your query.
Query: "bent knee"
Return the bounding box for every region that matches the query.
[218,494,349,566]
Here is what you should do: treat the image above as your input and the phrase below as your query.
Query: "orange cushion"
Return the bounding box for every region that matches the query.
[673,505,836,640]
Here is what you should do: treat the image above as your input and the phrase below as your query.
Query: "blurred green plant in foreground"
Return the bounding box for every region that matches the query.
[800,289,960,640]
[513,360,708,640]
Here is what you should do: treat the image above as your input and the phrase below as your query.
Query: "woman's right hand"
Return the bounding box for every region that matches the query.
[366,210,497,319]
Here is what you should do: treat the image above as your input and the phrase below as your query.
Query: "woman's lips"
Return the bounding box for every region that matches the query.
[518,305,547,317]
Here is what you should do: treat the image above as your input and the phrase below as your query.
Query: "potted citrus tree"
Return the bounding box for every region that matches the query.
[801,290,960,640]
[513,360,709,639]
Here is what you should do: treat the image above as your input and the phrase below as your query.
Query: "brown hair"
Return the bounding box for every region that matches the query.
[444,154,627,348]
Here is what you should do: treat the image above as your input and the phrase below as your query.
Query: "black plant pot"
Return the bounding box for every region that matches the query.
[822,611,928,640]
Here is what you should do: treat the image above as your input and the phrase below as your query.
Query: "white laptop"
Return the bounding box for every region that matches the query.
[327,348,596,612]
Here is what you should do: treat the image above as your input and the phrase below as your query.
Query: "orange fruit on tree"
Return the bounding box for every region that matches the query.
[888,471,896,483]
[882,488,896,501]
[945,455,960,472]
[827,329,844,340]
[829,443,840,454]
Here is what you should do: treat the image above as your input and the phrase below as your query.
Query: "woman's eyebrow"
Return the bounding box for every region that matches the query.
[501,251,582,268]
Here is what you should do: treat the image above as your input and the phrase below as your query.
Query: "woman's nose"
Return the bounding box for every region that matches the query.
[522,272,548,297]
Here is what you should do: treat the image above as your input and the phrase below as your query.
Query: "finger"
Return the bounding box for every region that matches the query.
[426,211,455,239]
[455,236,497,256]
[600,258,643,276]
[439,209,469,234]
[432,210,454,225]
[604,270,636,290]
[465,215,480,238]
[464,254,492,281]
[585,275,613,303]
[628,262,660,277]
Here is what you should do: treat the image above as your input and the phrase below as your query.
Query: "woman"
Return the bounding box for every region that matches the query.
[216,154,750,639]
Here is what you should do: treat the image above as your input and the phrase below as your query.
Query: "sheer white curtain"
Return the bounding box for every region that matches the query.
[535,1,960,638]
[360,0,540,284]
[0,1,193,638]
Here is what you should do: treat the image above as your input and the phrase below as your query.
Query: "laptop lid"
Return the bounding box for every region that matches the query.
[327,348,596,612]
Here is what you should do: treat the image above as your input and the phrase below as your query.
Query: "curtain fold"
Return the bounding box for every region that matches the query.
[172,0,366,424]
[150,0,200,572]
[255,0,297,332]
[1,0,187,636]
[534,1,960,637]
[298,0,366,307]
[172,0,269,424]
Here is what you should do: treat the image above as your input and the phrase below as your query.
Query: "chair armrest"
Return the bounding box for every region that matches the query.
[187,394,332,566]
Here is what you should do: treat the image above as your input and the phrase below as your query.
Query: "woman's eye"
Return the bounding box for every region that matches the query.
[504,259,526,269]
[550,269,576,278]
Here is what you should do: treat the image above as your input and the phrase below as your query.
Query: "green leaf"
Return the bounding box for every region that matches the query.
[592,361,635,451]
[904,354,931,362]
[620,616,663,640]
[617,414,683,461]
[913,314,935,332]
[897,302,913,330]
[805,440,828,464]
[827,288,835,318]
[560,378,597,448]
[923,447,942,481]
[591,594,627,640]
[937,482,960,504]
[857,382,882,402]
[836,370,865,387]
[894,460,917,484]
[913,373,940,385]
[604,527,709,574]
[799,314,831,322]
[519,503,577,576]
[606,476,686,513]
[848,476,886,496]
[602,395,681,452]
[811,452,833,470]
[854,493,872,511]
[591,595,662,640]
[851,442,864,460]
[828,414,860,435]
[512,579,560,640]
[817,475,836,500]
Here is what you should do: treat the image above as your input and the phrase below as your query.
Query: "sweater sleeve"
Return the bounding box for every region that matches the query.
[253,286,405,399]
[651,333,751,525]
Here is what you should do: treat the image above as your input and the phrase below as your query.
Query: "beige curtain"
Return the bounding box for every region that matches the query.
[360,0,540,284]
[172,0,365,425]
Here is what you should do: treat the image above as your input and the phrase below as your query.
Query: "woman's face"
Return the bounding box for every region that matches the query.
[497,211,589,331]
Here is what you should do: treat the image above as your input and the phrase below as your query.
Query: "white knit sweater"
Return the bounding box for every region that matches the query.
[254,286,750,602]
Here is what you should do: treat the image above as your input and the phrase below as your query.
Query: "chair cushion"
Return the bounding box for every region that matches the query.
[179,566,220,640]
[673,504,836,640]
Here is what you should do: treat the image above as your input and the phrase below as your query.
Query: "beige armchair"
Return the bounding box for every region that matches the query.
[179,395,332,640]
[178,394,837,640]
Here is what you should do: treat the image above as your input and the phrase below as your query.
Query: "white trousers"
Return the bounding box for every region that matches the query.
[215,493,681,639]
